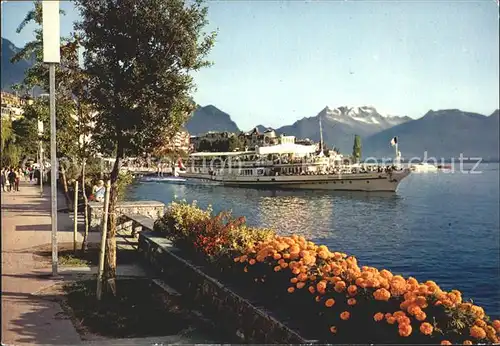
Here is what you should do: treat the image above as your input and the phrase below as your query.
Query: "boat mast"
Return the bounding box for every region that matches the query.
[319,116,324,154]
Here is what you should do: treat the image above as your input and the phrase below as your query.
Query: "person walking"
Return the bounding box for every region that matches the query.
[14,168,21,191]
[4,169,11,192]
[8,168,16,192]
[1,169,6,192]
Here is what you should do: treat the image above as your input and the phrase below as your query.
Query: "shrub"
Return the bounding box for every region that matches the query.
[227,225,275,254]
[192,210,246,261]
[153,200,212,242]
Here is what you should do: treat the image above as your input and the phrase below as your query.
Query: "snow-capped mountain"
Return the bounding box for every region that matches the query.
[319,106,410,129]
[275,106,411,153]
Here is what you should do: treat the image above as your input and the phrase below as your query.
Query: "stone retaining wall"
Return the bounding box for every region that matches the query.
[89,201,165,232]
[138,231,313,344]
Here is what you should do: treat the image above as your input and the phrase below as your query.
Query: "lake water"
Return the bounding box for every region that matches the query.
[126,163,500,318]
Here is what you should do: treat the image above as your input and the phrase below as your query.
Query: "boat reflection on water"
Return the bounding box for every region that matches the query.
[148,182,401,240]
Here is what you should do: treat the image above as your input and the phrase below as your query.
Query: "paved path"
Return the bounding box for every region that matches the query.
[1,181,87,345]
[1,181,209,345]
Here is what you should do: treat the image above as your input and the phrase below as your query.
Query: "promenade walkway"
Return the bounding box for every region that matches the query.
[1,181,84,345]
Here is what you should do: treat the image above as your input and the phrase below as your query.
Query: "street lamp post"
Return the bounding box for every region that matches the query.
[42,0,61,278]
[38,119,44,197]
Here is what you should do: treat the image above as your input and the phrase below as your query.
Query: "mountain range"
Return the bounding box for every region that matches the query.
[1,37,34,91]
[2,36,498,160]
[186,105,499,160]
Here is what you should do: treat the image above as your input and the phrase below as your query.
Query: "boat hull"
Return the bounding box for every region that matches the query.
[180,169,411,192]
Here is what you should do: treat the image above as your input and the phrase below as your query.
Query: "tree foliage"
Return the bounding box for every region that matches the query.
[352,134,362,162]
[196,136,244,152]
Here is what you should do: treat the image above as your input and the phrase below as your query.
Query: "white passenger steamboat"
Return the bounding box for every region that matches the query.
[179,135,410,192]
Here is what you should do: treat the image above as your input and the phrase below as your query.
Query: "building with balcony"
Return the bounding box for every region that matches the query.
[156,128,190,154]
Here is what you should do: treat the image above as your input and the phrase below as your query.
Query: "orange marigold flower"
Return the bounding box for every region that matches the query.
[318,251,329,260]
[415,312,427,321]
[292,267,301,275]
[398,323,412,337]
[280,262,288,268]
[274,266,281,272]
[374,312,384,322]
[273,253,281,260]
[315,296,321,302]
[347,285,358,296]
[485,325,496,338]
[244,266,248,273]
[492,319,500,332]
[390,276,408,296]
[297,273,308,282]
[373,288,391,301]
[331,276,342,283]
[308,286,316,294]
[334,281,347,293]
[347,298,357,306]
[296,282,306,289]
[355,277,365,286]
[393,311,406,318]
[380,269,393,280]
[340,311,350,320]
[407,277,419,286]
[474,319,487,328]
[233,257,240,262]
[419,322,433,335]
[387,317,396,324]
[415,296,427,307]
[290,277,298,284]
[317,281,327,291]
[325,298,335,308]
[397,316,411,325]
[470,325,487,340]
[385,313,392,320]
[440,341,452,345]
[249,259,256,265]
[330,326,337,334]
[463,341,473,345]
[471,305,485,319]
[287,287,295,293]
[283,253,291,259]
[407,304,422,316]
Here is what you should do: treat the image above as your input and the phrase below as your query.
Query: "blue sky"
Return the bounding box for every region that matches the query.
[2,0,499,130]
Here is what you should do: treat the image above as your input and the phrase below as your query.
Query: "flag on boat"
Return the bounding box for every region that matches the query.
[390,136,398,146]
[178,158,185,170]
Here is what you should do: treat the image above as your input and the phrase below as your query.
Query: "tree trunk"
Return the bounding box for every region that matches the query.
[60,166,72,211]
[103,148,123,296]
[81,159,89,253]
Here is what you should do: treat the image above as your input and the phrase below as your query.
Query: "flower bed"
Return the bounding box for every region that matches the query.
[153,201,500,345]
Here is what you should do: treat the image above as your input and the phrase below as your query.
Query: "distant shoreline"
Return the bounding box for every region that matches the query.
[362,158,499,164]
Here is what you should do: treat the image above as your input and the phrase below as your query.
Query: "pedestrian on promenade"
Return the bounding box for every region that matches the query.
[4,168,11,192]
[1,168,6,192]
[14,167,21,191]
[29,167,34,183]
[8,168,16,192]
